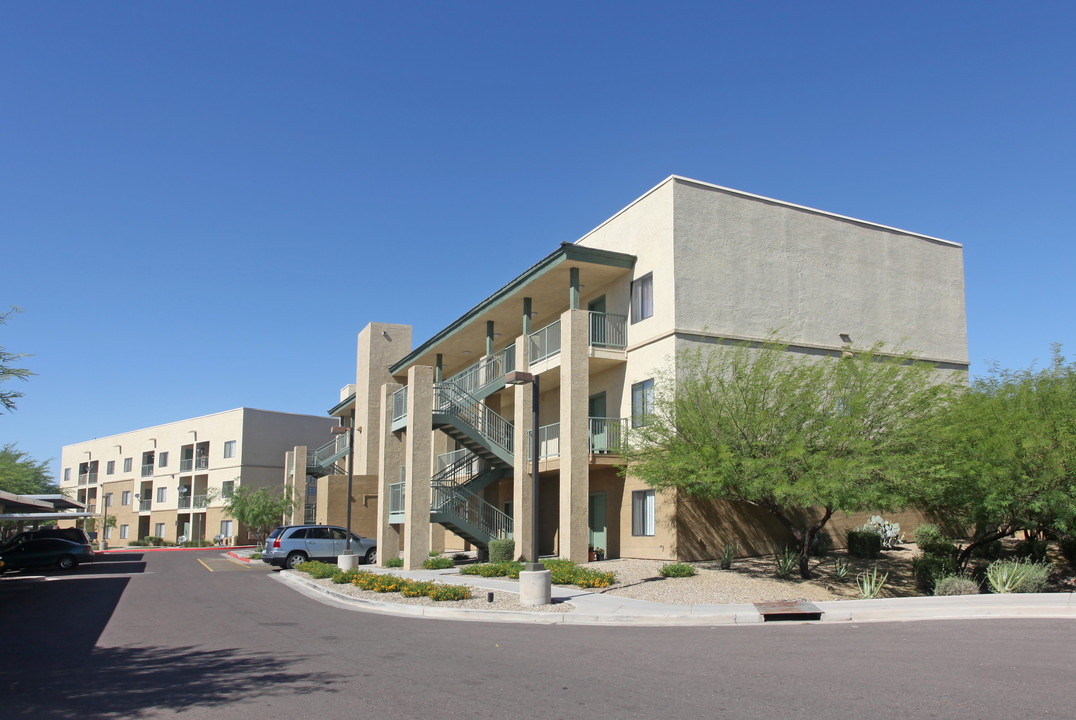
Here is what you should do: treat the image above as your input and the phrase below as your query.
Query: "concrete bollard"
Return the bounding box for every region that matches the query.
[338,553,359,571]
[519,568,552,606]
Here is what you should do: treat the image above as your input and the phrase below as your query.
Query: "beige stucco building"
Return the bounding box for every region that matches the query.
[298,175,968,568]
[59,408,339,546]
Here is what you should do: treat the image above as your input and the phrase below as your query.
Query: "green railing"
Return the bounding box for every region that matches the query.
[435,448,481,476]
[433,382,514,457]
[432,483,512,541]
[392,386,408,425]
[447,345,516,397]
[308,433,348,472]
[527,422,561,460]
[528,319,561,364]
[589,416,627,454]
[589,311,627,349]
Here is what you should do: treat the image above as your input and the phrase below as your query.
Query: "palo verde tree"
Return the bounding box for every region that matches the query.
[623,336,959,578]
[1,306,33,413]
[222,482,296,546]
[919,345,1076,567]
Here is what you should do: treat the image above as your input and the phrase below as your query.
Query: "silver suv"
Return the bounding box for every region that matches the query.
[261,525,376,569]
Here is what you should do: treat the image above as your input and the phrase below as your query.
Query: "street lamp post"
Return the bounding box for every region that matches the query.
[505,370,542,570]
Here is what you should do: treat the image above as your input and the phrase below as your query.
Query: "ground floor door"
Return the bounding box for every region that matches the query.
[588,491,607,554]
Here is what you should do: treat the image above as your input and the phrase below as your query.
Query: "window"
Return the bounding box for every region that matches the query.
[631,378,655,428]
[158,451,168,468]
[104,526,113,539]
[104,493,113,508]
[632,489,655,536]
[123,457,132,473]
[223,440,236,459]
[64,468,71,482]
[221,480,235,498]
[220,520,233,537]
[141,452,155,477]
[120,524,129,539]
[156,487,167,503]
[106,460,115,475]
[154,523,165,538]
[121,490,131,506]
[630,272,653,323]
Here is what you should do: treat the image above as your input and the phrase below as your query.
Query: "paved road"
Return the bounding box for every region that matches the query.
[3,549,1074,719]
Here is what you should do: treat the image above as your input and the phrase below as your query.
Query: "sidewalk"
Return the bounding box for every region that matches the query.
[234,549,1076,626]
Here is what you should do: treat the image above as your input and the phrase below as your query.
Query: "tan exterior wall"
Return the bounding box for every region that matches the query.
[315,474,380,539]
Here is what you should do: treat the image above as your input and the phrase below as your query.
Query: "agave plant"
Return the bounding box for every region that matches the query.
[856,566,888,599]
[986,559,1032,594]
[721,542,738,570]
[833,557,850,582]
[774,546,801,579]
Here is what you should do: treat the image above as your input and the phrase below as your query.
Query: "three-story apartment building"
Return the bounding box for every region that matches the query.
[60,408,338,545]
[302,175,968,569]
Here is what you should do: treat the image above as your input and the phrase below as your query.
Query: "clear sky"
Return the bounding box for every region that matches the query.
[3,2,1074,480]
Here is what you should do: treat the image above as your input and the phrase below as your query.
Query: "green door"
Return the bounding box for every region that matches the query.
[589,392,607,453]
[588,492,607,554]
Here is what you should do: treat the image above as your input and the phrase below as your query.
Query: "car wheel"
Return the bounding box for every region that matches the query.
[58,555,77,570]
[285,552,307,569]
[364,548,376,565]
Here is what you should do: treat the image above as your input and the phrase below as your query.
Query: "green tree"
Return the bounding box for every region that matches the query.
[920,345,1076,567]
[0,443,57,495]
[623,337,958,578]
[1,306,33,413]
[222,482,296,546]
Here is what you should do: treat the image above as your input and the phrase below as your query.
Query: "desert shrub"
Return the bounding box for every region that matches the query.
[1059,537,1076,568]
[918,538,959,561]
[774,546,800,578]
[301,561,343,581]
[422,556,455,570]
[659,563,697,578]
[333,568,363,584]
[427,583,472,601]
[1015,538,1049,563]
[809,531,833,557]
[913,523,945,548]
[933,574,980,596]
[384,557,404,568]
[846,530,881,559]
[860,515,904,549]
[720,542,737,570]
[489,538,515,564]
[428,550,441,557]
[459,561,524,578]
[912,552,959,593]
[452,552,469,562]
[250,552,262,560]
[1013,561,1050,593]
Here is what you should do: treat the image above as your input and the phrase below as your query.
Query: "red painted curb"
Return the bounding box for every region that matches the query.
[95,545,257,554]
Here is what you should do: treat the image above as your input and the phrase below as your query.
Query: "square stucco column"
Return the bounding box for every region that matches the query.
[559,308,590,563]
[511,334,536,561]
[403,366,434,570]
[290,446,308,525]
[377,382,403,567]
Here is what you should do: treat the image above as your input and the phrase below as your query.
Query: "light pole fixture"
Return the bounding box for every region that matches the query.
[330,424,356,554]
[504,370,542,570]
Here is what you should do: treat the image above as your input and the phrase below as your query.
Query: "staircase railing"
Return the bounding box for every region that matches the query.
[433,382,514,457]
[432,482,512,541]
[307,433,348,473]
[433,448,483,489]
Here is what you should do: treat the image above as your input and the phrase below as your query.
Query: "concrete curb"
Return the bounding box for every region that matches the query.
[273,569,1076,627]
[96,545,256,554]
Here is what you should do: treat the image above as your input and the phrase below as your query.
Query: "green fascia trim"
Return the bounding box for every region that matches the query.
[327,393,356,417]
[390,243,636,374]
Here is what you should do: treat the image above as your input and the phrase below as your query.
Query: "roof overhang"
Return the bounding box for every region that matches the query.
[390,243,635,377]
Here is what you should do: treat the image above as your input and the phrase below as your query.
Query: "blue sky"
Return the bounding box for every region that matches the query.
[3,2,1074,479]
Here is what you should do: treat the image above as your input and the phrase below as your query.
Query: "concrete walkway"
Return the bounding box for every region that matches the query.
[231,550,1076,626]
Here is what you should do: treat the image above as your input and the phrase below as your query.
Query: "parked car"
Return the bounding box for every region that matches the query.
[261,525,376,569]
[0,537,95,572]
[1,527,92,549]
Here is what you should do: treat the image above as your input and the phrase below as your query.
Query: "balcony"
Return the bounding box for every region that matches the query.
[528,319,561,364]
[178,497,191,510]
[589,417,627,454]
[141,463,154,478]
[77,472,97,485]
[391,386,408,431]
[195,456,209,470]
[304,505,317,524]
[139,499,151,512]
[588,311,627,349]
[180,458,192,472]
[527,422,561,460]
[193,494,208,509]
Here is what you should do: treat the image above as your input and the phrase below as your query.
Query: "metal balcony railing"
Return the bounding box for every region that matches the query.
[141,463,154,477]
[195,456,209,470]
[589,311,628,349]
[528,319,561,364]
[589,416,627,454]
[446,345,516,396]
[392,386,408,424]
[139,499,151,512]
[178,497,191,509]
[527,422,561,460]
[180,459,193,472]
[304,505,317,524]
[194,494,208,509]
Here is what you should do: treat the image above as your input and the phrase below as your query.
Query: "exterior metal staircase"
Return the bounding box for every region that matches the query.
[429,449,511,547]
[306,433,349,477]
